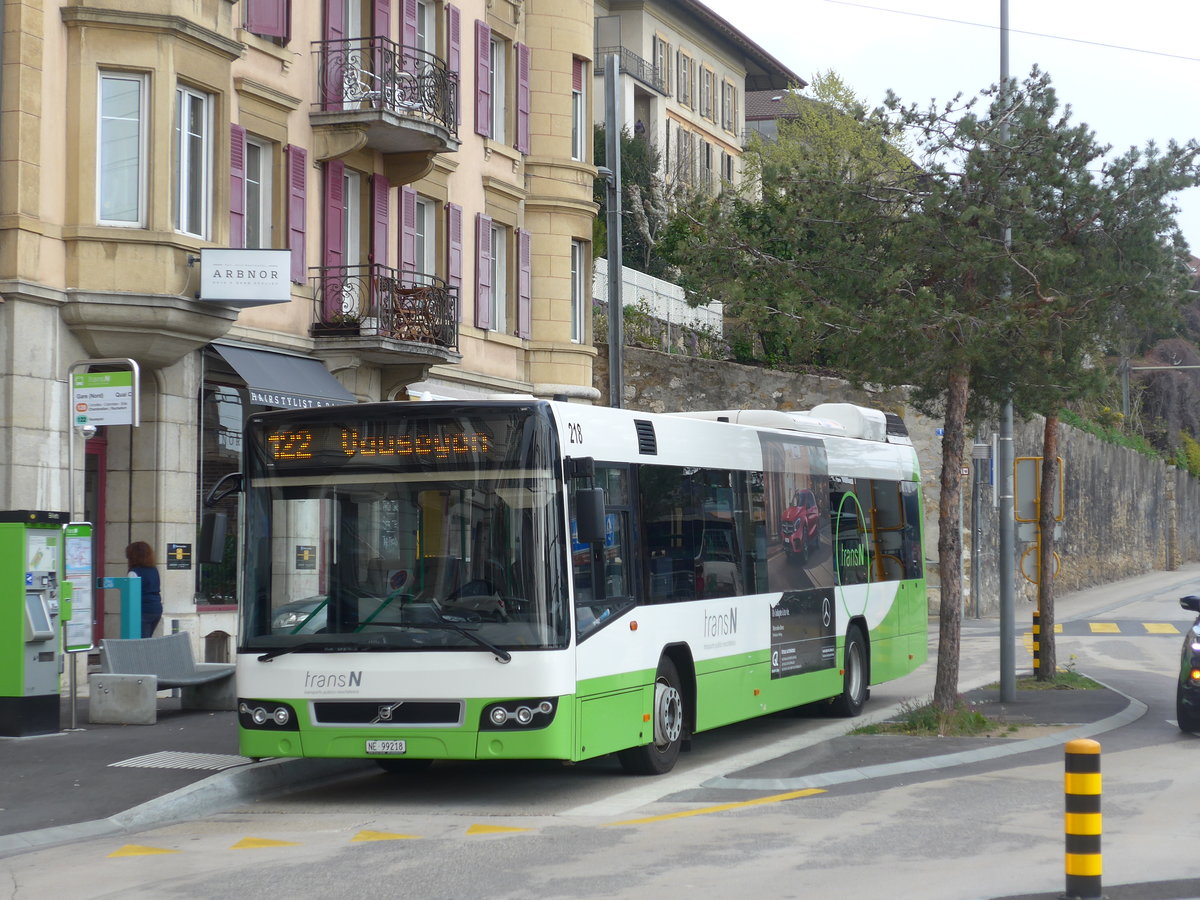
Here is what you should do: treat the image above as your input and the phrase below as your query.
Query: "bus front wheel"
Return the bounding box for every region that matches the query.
[829,627,868,717]
[618,657,685,775]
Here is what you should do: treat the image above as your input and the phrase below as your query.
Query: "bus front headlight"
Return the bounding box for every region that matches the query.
[481,698,558,730]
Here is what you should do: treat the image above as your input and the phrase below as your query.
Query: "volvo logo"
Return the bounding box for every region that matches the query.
[374,702,404,723]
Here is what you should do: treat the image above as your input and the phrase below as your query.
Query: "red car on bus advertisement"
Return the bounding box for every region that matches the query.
[781,488,820,562]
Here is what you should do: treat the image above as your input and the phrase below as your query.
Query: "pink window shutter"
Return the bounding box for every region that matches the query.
[474,20,491,137]
[402,0,418,46]
[370,173,390,267]
[323,0,345,110]
[246,0,288,40]
[229,124,246,250]
[447,202,463,321]
[323,160,346,270]
[372,0,390,81]
[447,5,461,125]
[475,213,492,329]
[286,144,307,283]
[322,160,346,319]
[447,5,461,76]
[400,186,418,275]
[515,42,530,154]
[516,228,532,339]
[400,0,418,74]
[374,0,390,38]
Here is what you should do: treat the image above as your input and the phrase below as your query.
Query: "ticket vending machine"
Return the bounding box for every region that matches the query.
[0,510,68,736]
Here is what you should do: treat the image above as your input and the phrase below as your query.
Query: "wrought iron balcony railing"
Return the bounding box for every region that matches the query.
[312,264,458,351]
[595,46,668,95]
[315,36,458,137]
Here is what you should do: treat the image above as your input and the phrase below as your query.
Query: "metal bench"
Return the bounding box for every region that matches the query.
[89,633,236,724]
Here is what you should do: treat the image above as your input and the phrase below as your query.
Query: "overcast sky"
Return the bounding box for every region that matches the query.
[702,0,1200,255]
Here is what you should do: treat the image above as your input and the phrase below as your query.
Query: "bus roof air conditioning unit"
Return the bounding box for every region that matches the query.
[807,404,887,442]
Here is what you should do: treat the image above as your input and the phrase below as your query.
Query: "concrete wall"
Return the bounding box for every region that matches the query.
[597,345,1200,616]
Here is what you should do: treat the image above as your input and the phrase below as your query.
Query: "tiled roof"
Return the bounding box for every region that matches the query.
[665,0,805,91]
[745,89,817,121]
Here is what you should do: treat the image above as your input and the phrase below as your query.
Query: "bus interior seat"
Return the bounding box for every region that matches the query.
[411,556,462,601]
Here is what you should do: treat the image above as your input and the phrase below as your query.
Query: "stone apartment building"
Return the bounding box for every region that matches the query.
[0,0,798,660]
[593,0,799,193]
[0,0,596,656]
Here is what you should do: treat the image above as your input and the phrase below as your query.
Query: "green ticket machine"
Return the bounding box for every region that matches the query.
[0,510,68,736]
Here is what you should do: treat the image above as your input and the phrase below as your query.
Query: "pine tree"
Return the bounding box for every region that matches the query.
[664,67,1200,706]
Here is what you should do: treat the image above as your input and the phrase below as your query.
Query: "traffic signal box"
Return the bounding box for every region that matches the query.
[0,510,68,736]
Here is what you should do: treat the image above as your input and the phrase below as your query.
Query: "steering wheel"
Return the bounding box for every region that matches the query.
[446,580,499,603]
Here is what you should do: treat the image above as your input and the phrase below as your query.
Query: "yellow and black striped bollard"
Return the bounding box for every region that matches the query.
[1064,738,1102,900]
[1032,610,1041,674]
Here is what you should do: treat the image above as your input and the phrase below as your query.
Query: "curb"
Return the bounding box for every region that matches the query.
[702,674,1145,793]
[0,757,373,859]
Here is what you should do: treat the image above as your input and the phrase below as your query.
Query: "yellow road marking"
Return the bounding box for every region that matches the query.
[231,837,302,850]
[605,788,825,826]
[1144,623,1180,634]
[466,824,532,835]
[108,844,179,857]
[108,789,830,857]
[1089,623,1120,633]
[351,830,421,842]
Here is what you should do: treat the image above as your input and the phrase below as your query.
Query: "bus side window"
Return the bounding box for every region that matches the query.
[573,466,635,639]
[640,466,701,603]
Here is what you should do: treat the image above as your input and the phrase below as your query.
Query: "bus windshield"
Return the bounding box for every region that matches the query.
[238,404,570,653]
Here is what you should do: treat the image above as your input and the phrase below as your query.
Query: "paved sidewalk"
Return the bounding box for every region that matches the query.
[2,564,1198,863]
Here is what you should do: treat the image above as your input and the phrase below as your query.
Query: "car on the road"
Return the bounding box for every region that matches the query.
[1177,595,1200,733]
[780,488,820,562]
[272,595,327,634]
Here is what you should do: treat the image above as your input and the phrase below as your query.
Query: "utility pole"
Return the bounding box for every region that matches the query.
[603,53,625,409]
[997,0,1017,702]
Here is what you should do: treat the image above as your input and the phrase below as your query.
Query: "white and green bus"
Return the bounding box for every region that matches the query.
[222,398,927,775]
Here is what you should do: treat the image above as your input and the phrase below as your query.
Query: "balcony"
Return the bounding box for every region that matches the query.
[595,46,668,95]
[311,264,459,364]
[311,37,458,158]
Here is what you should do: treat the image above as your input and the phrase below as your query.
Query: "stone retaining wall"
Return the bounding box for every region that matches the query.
[596,345,1200,615]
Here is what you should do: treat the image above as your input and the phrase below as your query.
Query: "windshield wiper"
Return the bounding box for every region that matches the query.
[371,619,511,663]
[422,620,512,664]
[256,639,390,662]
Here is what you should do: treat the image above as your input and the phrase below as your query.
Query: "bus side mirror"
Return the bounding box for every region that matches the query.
[199,511,228,565]
[575,488,606,545]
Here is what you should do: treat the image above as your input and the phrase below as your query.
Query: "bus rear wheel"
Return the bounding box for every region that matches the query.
[829,626,868,717]
[618,657,685,775]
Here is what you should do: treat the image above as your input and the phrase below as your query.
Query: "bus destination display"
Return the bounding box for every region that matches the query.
[259,420,503,469]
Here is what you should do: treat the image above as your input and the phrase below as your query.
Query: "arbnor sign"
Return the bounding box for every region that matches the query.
[200,249,291,306]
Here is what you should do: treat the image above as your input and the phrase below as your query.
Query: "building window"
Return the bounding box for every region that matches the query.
[722,80,738,132]
[570,239,586,343]
[491,222,508,332]
[674,126,694,185]
[415,0,433,52]
[174,85,212,238]
[653,36,670,95]
[571,58,586,161]
[676,51,693,108]
[244,0,290,42]
[700,68,714,120]
[97,73,146,226]
[343,168,362,264]
[245,136,273,249]
[415,196,435,281]
[490,36,507,142]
